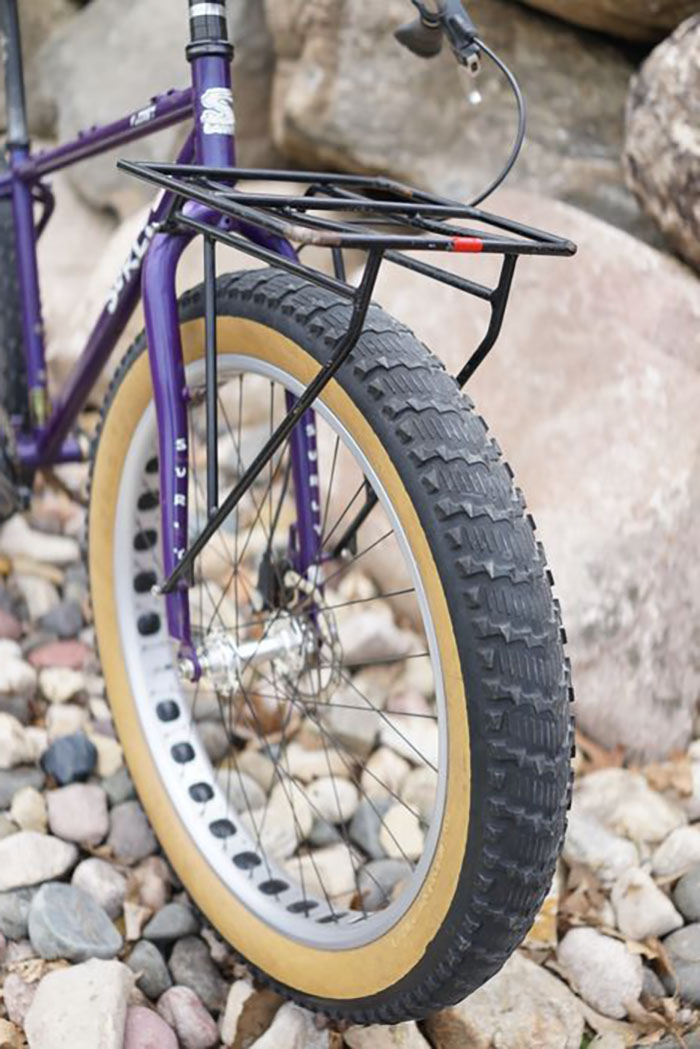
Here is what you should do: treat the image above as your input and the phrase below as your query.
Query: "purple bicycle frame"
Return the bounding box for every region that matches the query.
[0,0,321,662]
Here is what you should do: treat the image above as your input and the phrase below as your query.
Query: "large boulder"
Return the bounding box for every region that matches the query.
[263,0,656,242]
[515,0,698,43]
[624,16,700,273]
[31,0,278,216]
[355,189,700,759]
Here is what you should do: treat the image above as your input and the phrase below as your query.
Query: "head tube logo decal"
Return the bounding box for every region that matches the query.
[200,87,235,136]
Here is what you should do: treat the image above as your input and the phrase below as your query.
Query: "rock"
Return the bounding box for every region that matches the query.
[9,786,46,833]
[0,694,30,725]
[133,856,172,911]
[306,776,359,824]
[0,887,35,939]
[220,984,282,1047]
[360,746,410,802]
[28,639,92,669]
[0,812,16,839]
[3,970,36,1027]
[674,864,700,923]
[562,808,639,885]
[653,826,700,878]
[45,702,88,741]
[248,1002,334,1049]
[0,766,45,808]
[39,666,86,704]
[143,902,200,943]
[33,0,276,218]
[157,986,219,1049]
[557,927,643,1018]
[573,770,686,843]
[357,858,412,911]
[516,0,697,41]
[103,765,135,806]
[46,783,109,845]
[611,867,683,940]
[215,766,267,812]
[284,843,358,901]
[379,804,424,861]
[197,720,230,765]
[265,0,651,240]
[0,656,36,699]
[663,923,700,1005]
[168,936,227,1012]
[368,191,700,759]
[642,965,668,1000]
[338,609,418,669]
[0,515,80,566]
[0,832,78,891]
[24,725,48,764]
[424,951,584,1049]
[14,574,60,620]
[28,882,123,961]
[90,732,124,778]
[72,857,127,919]
[0,713,34,769]
[235,748,277,793]
[345,1020,432,1048]
[127,940,173,1001]
[624,16,700,273]
[308,816,342,847]
[219,981,255,1046]
[0,607,22,641]
[282,742,347,783]
[400,767,438,822]
[41,732,97,784]
[124,1006,178,1049]
[108,800,157,863]
[350,799,389,860]
[24,958,134,1049]
[319,691,378,760]
[0,1019,22,1049]
[378,715,438,769]
[38,599,84,640]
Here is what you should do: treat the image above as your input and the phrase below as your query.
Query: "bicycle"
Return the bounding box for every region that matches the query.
[0,0,575,1024]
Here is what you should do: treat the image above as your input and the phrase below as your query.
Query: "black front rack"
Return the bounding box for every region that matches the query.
[118,160,576,595]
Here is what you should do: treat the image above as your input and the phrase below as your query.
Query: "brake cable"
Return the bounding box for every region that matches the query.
[395,0,527,207]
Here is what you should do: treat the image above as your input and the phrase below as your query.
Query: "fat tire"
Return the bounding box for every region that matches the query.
[94,266,573,1024]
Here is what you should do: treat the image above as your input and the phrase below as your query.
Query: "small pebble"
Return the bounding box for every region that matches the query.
[72,857,127,919]
[0,887,35,939]
[0,831,78,891]
[108,800,157,862]
[28,639,92,669]
[9,785,47,833]
[143,902,200,943]
[0,766,45,808]
[0,712,34,769]
[103,764,135,806]
[41,731,97,785]
[157,986,219,1049]
[38,599,84,639]
[169,935,227,1011]
[124,1005,178,1049]
[127,939,173,1000]
[39,666,86,704]
[46,782,109,845]
[28,881,123,961]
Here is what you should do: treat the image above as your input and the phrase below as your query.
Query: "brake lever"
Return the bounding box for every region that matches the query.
[395,0,481,75]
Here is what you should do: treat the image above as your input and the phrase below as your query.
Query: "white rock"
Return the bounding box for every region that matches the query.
[651,825,700,877]
[0,658,37,699]
[0,514,80,566]
[306,777,359,824]
[400,767,438,822]
[10,787,47,833]
[0,831,78,891]
[360,746,410,802]
[611,867,683,940]
[285,843,359,901]
[46,703,89,741]
[24,726,48,763]
[14,574,60,619]
[89,732,123,777]
[336,607,417,668]
[219,980,255,1047]
[215,767,266,813]
[345,1021,431,1048]
[319,690,378,759]
[46,783,109,846]
[39,667,86,704]
[378,714,438,770]
[557,927,643,1019]
[24,958,133,1049]
[442,950,585,1049]
[0,640,21,659]
[379,805,424,861]
[235,748,277,792]
[680,761,700,821]
[563,806,639,885]
[72,857,127,920]
[267,781,314,839]
[0,713,34,769]
[248,1002,333,1049]
[573,768,686,843]
[283,742,348,783]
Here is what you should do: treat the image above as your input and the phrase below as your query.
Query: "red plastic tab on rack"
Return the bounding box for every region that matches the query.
[452,237,484,253]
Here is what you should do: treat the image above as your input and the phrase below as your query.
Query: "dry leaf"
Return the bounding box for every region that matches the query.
[575,729,626,774]
[644,756,693,798]
[0,1019,22,1049]
[124,900,152,941]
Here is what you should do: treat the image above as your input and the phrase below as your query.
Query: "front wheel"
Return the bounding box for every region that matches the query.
[89,268,571,1023]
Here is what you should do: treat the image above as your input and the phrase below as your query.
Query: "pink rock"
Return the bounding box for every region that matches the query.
[157,986,218,1049]
[3,971,36,1026]
[0,609,22,641]
[124,1005,178,1049]
[28,640,92,670]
